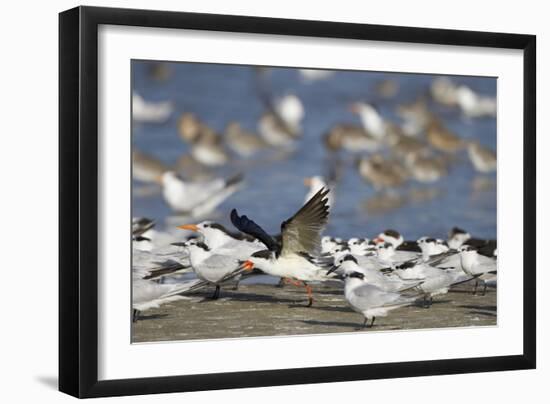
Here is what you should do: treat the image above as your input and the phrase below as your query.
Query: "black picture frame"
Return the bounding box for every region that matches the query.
[59,5,536,398]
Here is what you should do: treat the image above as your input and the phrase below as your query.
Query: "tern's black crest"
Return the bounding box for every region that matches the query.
[383,229,401,239]
[195,241,210,251]
[450,226,468,236]
[342,254,358,265]
[230,209,279,251]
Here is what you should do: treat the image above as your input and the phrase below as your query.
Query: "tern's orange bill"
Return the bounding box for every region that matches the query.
[373,237,384,244]
[243,260,254,271]
[178,224,199,232]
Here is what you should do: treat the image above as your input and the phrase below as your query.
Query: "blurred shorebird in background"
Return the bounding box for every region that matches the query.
[160,171,244,218]
[132,93,173,123]
[467,141,497,173]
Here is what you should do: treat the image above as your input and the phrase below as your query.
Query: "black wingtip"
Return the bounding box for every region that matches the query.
[230,208,240,226]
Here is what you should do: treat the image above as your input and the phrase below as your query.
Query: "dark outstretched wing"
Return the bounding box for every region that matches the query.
[230,209,279,251]
[280,188,330,257]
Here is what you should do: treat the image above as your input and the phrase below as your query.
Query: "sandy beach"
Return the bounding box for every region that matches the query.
[132,278,496,343]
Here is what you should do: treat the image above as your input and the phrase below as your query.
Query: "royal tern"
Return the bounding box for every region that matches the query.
[160,171,243,217]
[341,268,418,329]
[390,259,460,307]
[132,274,207,321]
[373,229,421,252]
[321,236,344,254]
[459,245,497,295]
[330,254,423,293]
[448,227,497,257]
[231,188,332,306]
[346,238,374,256]
[177,221,266,289]
[182,239,248,299]
[376,242,420,265]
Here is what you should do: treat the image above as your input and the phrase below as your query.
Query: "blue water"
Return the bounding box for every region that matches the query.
[132,61,496,241]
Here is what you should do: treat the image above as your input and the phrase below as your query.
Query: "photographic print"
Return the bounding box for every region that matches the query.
[131,60,497,343]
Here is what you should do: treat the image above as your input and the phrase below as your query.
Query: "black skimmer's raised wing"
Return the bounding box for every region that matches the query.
[230,209,279,252]
[279,187,330,257]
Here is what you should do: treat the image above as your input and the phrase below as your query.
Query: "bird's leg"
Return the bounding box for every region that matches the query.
[132,309,140,323]
[422,295,430,309]
[370,317,376,327]
[428,296,433,307]
[482,282,487,296]
[276,277,286,288]
[472,280,479,295]
[356,317,368,330]
[211,285,220,300]
[304,282,314,307]
[233,280,240,291]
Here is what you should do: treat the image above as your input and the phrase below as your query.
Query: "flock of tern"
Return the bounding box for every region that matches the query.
[132,188,496,329]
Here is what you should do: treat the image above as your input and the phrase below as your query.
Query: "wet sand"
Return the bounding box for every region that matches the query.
[132,279,496,342]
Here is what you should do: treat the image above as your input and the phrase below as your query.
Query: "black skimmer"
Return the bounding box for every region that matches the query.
[231,188,332,306]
